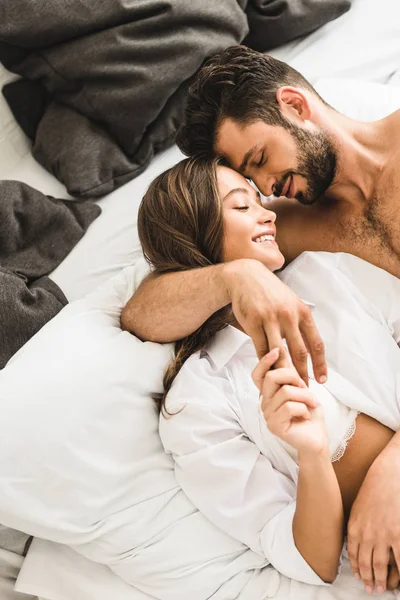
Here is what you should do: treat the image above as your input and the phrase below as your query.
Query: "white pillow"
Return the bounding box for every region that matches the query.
[269,0,400,86]
[314,78,400,121]
[0,261,277,600]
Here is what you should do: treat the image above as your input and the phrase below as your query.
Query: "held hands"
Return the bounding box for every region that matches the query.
[252,347,328,455]
[223,259,327,386]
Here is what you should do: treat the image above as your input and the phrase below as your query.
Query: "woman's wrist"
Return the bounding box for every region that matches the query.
[298,444,331,467]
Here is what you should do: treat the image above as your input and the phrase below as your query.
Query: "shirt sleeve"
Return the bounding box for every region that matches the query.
[159,368,334,586]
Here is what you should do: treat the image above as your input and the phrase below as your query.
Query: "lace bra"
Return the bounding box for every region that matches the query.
[277,379,359,464]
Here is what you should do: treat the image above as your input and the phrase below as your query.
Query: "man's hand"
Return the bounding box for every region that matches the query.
[347,446,400,594]
[222,259,327,385]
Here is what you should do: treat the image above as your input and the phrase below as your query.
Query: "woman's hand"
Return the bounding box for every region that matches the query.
[252,347,329,455]
[222,258,327,386]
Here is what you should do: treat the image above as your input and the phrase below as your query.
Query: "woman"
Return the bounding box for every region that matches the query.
[138,157,400,593]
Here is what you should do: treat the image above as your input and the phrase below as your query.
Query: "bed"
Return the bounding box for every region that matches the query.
[0,0,400,598]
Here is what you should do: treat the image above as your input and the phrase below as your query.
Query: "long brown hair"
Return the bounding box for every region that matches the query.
[138,157,232,415]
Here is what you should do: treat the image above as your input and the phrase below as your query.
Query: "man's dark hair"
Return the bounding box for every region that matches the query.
[177,45,324,159]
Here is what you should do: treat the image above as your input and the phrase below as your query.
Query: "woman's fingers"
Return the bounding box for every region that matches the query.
[268,400,310,432]
[266,368,307,388]
[259,368,307,403]
[251,347,280,391]
[262,384,318,420]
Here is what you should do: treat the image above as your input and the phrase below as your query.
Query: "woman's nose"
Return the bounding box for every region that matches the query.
[259,207,276,223]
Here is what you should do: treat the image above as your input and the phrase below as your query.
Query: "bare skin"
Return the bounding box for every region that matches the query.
[216,94,400,278]
[333,414,394,522]
[333,415,400,592]
[269,137,400,276]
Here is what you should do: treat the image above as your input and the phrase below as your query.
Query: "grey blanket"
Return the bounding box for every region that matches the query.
[0,0,248,198]
[0,0,350,200]
[0,180,100,370]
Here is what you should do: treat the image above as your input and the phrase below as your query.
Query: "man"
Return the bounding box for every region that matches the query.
[177,46,400,279]
[122,46,400,593]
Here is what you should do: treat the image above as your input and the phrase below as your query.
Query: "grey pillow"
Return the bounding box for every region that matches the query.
[244,0,352,52]
[0,0,248,198]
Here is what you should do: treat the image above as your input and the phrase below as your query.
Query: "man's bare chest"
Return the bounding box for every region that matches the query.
[317,183,400,278]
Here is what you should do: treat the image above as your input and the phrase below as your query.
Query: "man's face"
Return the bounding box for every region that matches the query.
[215,118,338,205]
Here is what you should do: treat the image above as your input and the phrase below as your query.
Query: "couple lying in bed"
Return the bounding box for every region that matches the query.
[122,47,400,594]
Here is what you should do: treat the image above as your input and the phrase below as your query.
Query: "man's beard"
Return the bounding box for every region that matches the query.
[275,125,338,205]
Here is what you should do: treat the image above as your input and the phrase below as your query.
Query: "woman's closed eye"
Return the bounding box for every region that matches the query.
[235,205,250,211]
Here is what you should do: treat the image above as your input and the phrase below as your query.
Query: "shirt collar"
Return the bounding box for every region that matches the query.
[204,325,252,370]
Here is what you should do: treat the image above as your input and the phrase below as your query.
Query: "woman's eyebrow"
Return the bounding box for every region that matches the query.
[222,187,261,204]
[222,187,250,202]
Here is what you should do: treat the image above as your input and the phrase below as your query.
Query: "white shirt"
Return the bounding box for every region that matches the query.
[159,252,400,587]
[280,252,400,431]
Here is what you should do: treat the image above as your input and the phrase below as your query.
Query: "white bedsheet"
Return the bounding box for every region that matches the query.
[15,539,398,600]
[0,550,35,600]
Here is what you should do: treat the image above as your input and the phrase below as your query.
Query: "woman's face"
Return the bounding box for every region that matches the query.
[217,165,285,271]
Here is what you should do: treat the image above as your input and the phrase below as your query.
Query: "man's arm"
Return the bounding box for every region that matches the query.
[347,431,400,594]
[121,263,229,343]
[121,258,327,385]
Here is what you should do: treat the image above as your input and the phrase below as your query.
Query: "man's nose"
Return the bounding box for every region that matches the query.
[253,174,276,197]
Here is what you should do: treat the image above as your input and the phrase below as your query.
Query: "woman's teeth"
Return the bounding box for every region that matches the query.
[254,234,274,243]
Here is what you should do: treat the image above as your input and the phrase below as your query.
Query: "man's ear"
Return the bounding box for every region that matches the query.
[276,87,312,123]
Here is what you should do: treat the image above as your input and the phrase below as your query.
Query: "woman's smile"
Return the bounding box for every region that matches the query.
[252,231,277,245]
[217,165,285,271]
